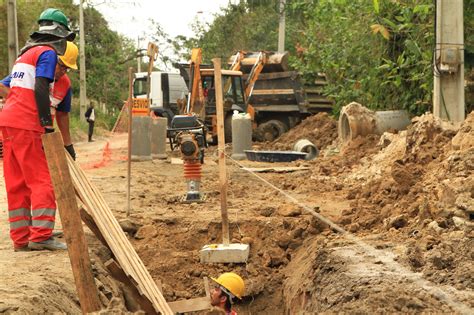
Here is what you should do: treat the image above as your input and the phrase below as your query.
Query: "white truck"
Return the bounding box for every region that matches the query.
[133,71,188,117]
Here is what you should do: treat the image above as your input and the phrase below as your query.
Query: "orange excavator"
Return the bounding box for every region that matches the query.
[176,48,248,143]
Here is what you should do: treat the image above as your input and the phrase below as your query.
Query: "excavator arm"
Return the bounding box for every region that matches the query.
[186,48,205,115]
[244,51,267,99]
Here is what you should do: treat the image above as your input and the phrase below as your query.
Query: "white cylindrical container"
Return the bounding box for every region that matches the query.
[231,111,252,160]
[151,116,167,159]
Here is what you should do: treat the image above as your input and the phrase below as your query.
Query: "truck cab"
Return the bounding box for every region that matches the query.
[133,71,188,115]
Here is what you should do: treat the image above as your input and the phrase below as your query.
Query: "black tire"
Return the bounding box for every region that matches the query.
[256,119,289,142]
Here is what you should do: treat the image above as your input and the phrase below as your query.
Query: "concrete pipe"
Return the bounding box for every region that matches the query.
[131,116,152,161]
[293,139,319,160]
[374,110,411,134]
[338,102,376,143]
[151,116,167,159]
[338,102,411,143]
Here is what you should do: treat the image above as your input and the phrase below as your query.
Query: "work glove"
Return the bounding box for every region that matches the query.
[44,127,55,133]
[65,144,76,161]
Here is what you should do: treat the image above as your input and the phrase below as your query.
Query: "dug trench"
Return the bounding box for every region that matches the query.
[91,112,473,313]
[1,112,472,313]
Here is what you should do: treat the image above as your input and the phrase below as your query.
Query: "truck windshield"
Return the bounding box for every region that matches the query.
[133,77,147,97]
[223,75,245,105]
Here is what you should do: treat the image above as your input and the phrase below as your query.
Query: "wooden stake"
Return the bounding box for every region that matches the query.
[212,58,230,245]
[42,132,101,313]
[127,67,133,216]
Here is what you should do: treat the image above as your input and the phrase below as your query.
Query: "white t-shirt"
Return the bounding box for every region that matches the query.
[89,108,95,122]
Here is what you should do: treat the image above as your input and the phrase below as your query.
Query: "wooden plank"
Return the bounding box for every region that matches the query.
[66,153,173,314]
[42,132,102,313]
[251,89,295,95]
[68,156,172,314]
[249,71,297,80]
[168,297,212,314]
[253,105,301,112]
[105,259,157,314]
[74,168,146,295]
[212,58,230,245]
[79,206,109,249]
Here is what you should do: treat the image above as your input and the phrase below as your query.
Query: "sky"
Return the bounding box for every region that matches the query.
[77,0,238,70]
[85,0,235,46]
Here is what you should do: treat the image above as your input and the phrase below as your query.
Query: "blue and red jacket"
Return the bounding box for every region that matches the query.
[0,45,57,132]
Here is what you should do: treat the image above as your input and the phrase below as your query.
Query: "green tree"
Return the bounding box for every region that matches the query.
[175,0,473,116]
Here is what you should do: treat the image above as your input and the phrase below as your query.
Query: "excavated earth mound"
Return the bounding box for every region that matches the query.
[281,112,474,313]
[261,112,338,151]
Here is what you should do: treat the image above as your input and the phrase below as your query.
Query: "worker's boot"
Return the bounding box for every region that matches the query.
[29,237,67,251]
[52,230,64,238]
[14,245,31,252]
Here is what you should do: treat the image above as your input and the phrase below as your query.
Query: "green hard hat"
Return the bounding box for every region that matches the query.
[38,8,70,31]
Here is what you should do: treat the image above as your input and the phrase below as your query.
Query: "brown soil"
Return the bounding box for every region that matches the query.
[0,112,473,314]
[259,112,338,151]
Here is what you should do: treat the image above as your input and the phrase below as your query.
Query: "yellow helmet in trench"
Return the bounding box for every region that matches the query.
[59,41,78,70]
[211,272,245,300]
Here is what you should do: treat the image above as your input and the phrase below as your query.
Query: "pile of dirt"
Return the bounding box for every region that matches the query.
[280,113,473,314]
[261,112,338,151]
[330,112,474,292]
[341,113,472,230]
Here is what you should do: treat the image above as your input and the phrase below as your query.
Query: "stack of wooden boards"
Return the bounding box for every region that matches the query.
[43,132,212,314]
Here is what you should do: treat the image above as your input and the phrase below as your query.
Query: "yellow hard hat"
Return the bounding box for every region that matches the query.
[59,41,78,70]
[211,272,245,300]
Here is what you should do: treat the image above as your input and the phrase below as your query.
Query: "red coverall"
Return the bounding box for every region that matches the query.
[0,46,57,249]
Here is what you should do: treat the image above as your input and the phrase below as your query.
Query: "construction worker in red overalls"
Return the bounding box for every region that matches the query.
[210,272,245,315]
[1,41,78,160]
[0,8,75,251]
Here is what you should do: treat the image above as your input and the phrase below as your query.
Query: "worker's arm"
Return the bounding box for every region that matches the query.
[0,75,11,98]
[0,84,9,98]
[35,50,57,130]
[35,77,53,128]
[56,88,76,160]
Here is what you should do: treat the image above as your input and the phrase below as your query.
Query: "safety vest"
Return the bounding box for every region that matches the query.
[50,74,71,117]
[0,46,55,133]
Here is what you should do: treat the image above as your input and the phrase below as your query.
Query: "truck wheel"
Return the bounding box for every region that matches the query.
[257,119,288,142]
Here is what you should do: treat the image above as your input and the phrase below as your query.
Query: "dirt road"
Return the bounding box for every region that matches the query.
[0,113,473,314]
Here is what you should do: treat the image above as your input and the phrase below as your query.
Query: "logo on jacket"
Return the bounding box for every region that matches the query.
[11,72,25,79]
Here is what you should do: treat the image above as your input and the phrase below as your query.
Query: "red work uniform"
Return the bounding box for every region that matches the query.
[0,45,58,249]
[50,74,72,119]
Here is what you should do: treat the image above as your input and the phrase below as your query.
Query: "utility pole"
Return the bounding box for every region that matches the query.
[433,0,465,123]
[137,36,142,72]
[79,0,87,122]
[7,0,19,72]
[277,0,286,53]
